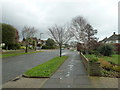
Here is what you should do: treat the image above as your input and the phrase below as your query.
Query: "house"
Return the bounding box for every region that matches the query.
[100,32,120,43]
[37,39,46,46]
[21,37,46,48]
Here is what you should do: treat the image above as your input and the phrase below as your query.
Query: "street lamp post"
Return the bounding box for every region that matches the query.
[40,33,43,40]
[39,33,43,49]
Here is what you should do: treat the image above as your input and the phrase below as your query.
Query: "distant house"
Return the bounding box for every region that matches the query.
[37,39,46,46]
[21,37,46,48]
[100,32,120,44]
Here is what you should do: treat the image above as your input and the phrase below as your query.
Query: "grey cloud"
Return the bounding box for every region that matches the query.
[1,0,119,40]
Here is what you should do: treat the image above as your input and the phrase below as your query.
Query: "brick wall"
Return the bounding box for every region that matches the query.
[80,52,101,76]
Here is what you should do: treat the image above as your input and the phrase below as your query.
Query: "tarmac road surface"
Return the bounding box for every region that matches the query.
[2,49,69,84]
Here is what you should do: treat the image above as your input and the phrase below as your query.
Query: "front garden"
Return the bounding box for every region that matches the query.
[85,54,120,78]
[81,43,120,78]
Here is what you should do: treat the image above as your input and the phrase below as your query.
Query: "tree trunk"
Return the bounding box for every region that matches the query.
[6,44,8,50]
[25,44,28,53]
[35,46,36,51]
[59,44,62,57]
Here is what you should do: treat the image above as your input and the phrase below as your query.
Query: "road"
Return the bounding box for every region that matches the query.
[2,49,69,84]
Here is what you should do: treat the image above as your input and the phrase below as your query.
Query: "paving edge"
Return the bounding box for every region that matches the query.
[3,76,49,88]
[22,74,50,78]
[10,75,22,81]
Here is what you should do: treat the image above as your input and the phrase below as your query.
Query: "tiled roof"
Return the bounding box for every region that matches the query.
[100,37,107,42]
[107,34,120,41]
[99,32,120,43]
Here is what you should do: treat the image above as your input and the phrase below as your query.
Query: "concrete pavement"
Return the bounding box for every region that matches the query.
[90,77,118,88]
[42,51,93,88]
[2,77,48,88]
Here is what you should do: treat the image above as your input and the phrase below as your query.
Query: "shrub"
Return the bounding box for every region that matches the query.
[14,43,21,49]
[89,56,98,63]
[86,55,99,63]
[81,50,86,54]
[42,45,48,49]
[5,43,21,50]
[42,45,55,49]
[88,50,100,56]
[98,44,114,56]
[100,59,113,71]
[28,46,33,49]
[112,66,120,72]
[2,45,6,49]
[20,46,26,49]
[101,69,120,78]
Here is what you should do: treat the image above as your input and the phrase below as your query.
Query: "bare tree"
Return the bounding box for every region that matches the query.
[71,16,87,42]
[71,16,87,53]
[22,26,37,53]
[71,16,98,53]
[49,25,73,57]
[84,24,98,52]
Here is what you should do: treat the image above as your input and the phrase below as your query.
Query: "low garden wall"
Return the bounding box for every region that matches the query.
[80,52,101,76]
[80,52,89,72]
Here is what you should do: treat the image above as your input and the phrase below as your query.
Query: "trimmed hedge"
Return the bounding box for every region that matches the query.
[3,43,20,50]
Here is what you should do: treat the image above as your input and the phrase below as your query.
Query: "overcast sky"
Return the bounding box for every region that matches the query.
[1,0,119,41]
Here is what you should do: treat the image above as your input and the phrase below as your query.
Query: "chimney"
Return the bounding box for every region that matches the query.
[113,32,116,35]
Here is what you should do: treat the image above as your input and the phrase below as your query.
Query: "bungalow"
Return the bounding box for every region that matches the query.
[100,32,120,44]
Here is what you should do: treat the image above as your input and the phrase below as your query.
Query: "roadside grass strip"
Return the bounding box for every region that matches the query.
[1,51,43,58]
[24,56,68,77]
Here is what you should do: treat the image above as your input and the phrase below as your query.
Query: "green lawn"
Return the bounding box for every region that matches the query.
[24,56,68,77]
[1,51,43,58]
[85,54,119,65]
[99,55,119,65]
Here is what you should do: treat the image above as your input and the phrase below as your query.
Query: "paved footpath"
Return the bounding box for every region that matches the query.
[42,51,93,88]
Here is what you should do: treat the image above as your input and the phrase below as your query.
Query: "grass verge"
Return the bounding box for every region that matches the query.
[24,56,68,77]
[1,51,43,58]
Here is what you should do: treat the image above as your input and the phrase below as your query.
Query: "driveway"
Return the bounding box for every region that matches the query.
[2,49,69,84]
